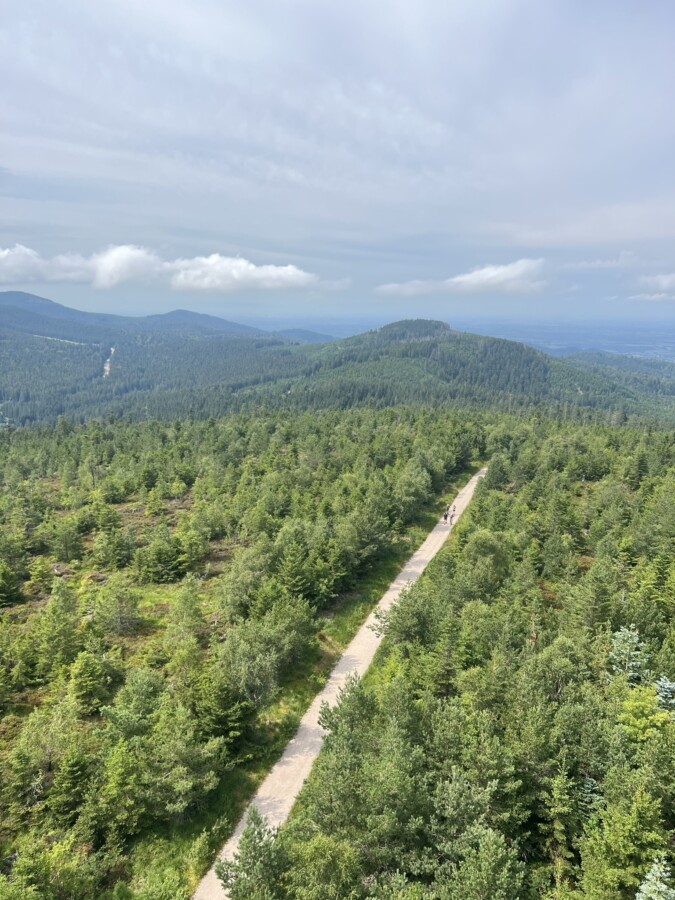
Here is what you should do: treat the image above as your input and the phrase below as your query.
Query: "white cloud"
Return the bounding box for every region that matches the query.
[641,272,675,292]
[0,243,319,292]
[0,244,47,283]
[5,2,675,322]
[168,254,317,291]
[90,245,162,288]
[376,258,545,297]
[628,292,675,302]
[564,250,636,270]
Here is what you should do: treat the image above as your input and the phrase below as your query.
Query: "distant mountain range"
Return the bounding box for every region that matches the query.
[2,291,674,426]
[0,291,333,343]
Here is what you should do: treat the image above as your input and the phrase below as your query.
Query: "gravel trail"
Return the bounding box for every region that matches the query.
[194,467,487,899]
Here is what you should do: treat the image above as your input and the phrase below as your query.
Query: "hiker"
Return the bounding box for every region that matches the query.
[443,510,448,524]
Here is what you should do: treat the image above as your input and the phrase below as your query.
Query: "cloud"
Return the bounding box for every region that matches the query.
[641,272,675,292]
[564,250,637,271]
[90,245,162,288]
[628,292,675,302]
[0,244,46,283]
[376,258,545,297]
[6,0,675,326]
[168,254,317,291]
[0,243,319,292]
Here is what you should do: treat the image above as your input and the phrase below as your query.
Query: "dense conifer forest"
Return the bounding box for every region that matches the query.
[3,294,675,425]
[0,408,482,896]
[5,0,675,896]
[2,297,675,898]
[221,420,675,899]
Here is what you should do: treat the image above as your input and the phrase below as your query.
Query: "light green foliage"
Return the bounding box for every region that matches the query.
[215,595,314,707]
[134,524,187,583]
[580,787,667,897]
[216,806,286,900]
[436,828,523,899]
[102,666,165,739]
[31,579,81,680]
[47,747,90,828]
[91,526,134,570]
[88,737,147,844]
[90,574,141,636]
[248,421,675,898]
[0,876,40,898]
[618,686,672,744]
[1,407,674,898]
[26,556,52,593]
[68,648,121,713]
[140,695,224,820]
[6,833,101,899]
[7,694,80,822]
[47,515,85,562]
[285,833,362,899]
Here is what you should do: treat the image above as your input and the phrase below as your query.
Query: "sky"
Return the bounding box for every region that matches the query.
[3,0,675,326]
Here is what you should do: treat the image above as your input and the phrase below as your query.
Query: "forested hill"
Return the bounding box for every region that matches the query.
[0,291,279,339]
[252,320,643,416]
[564,350,675,399]
[2,296,675,424]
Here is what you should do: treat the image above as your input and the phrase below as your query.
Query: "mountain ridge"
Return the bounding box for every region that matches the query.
[0,291,331,341]
[1,293,674,426]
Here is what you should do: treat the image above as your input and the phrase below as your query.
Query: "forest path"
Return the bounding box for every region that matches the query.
[103,346,115,378]
[194,467,487,900]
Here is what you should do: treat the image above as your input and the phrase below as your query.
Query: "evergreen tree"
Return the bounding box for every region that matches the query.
[654,675,675,712]
[438,828,523,900]
[32,580,81,679]
[637,857,675,900]
[47,748,90,828]
[68,649,119,714]
[608,624,650,685]
[216,807,286,900]
[0,561,22,607]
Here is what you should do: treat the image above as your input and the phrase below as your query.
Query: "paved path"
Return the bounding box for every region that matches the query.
[194,468,486,899]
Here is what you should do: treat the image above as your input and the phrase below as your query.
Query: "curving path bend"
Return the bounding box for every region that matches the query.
[194,468,487,899]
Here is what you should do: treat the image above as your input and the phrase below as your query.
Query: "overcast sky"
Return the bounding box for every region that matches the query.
[3,0,675,324]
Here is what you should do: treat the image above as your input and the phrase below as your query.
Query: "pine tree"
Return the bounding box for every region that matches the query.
[637,857,675,900]
[608,624,650,685]
[68,650,118,714]
[0,561,22,607]
[216,806,286,900]
[654,675,675,712]
[440,828,524,900]
[48,749,90,828]
[33,581,81,679]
